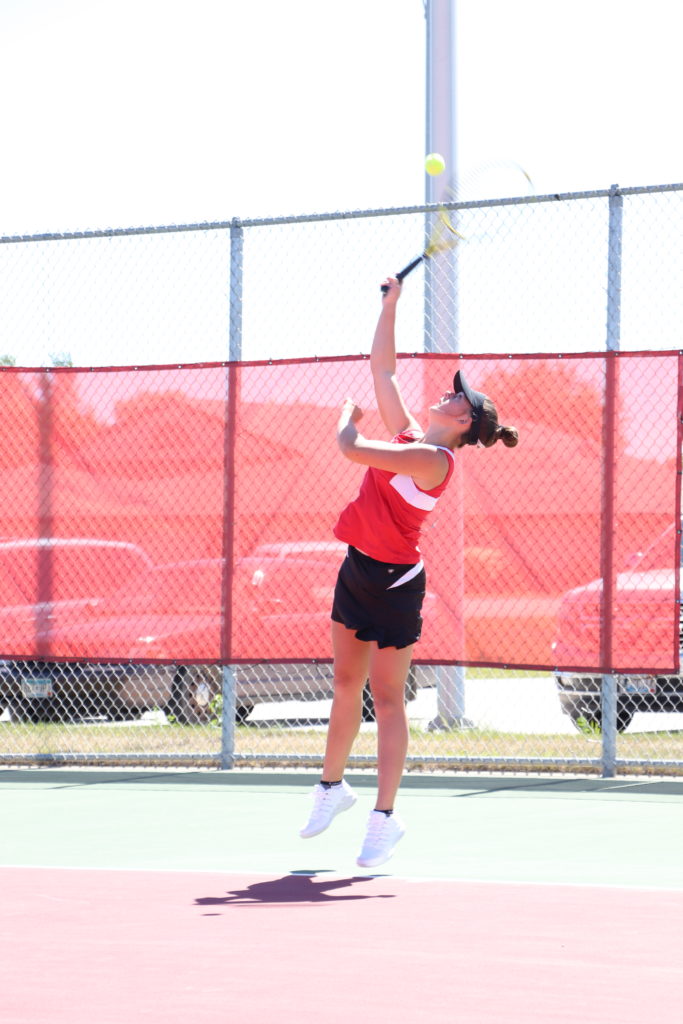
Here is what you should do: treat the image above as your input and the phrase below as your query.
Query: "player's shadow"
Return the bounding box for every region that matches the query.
[195,870,394,907]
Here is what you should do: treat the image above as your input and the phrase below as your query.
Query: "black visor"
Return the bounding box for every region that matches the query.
[453,370,488,446]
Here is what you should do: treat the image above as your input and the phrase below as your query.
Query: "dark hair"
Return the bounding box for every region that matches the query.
[458,396,519,449]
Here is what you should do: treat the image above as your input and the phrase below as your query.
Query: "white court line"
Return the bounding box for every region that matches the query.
[1,862,681,893]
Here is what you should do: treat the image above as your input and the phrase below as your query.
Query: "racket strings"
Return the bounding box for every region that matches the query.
[424,207,466,257]
[424,160,535,256]
[387,161,534,290]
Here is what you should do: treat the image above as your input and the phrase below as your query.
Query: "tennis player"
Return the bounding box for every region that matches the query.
[300,276,518,867]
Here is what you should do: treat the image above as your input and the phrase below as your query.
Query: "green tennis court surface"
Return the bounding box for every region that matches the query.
[1,770,682,1023]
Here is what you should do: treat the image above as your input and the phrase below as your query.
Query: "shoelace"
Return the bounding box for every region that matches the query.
[313,786,337,808]
[365,814,391,840]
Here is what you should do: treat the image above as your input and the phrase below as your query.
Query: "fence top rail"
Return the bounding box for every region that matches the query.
[0,347,681,376]
[2,182,682,246]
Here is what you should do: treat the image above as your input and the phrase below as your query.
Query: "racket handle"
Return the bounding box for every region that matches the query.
[380,254,425,293]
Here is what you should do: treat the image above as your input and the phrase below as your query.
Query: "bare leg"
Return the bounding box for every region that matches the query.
[321,621,371,781]
[368,643,414,810]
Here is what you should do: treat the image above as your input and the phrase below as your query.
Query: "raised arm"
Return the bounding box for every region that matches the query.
[337,398,450,492]
[370,278,422,437]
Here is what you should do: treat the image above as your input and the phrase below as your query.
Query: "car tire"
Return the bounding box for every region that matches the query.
[561,696,634,733]
[7,698,59,723]
[235,703,253,725]
[103,698,145,723]
[615,705,635,731]
[166,665,222,724]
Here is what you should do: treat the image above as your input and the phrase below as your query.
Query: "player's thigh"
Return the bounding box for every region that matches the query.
[331,619,371,689]
[368,643,414,703]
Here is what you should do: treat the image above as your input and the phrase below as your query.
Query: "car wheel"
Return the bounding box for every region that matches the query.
[167,665,222,724]
[103,698,145,723]
[561,696,634,734]
[7,699,59,723]
[236,703,253,725]
[615,704,635,732]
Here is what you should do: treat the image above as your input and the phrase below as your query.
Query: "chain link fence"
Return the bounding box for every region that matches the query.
[0,183,681,775]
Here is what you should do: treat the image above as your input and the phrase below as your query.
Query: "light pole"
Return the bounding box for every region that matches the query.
[425,0,469,728]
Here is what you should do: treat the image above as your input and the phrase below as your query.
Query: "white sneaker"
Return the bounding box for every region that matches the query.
[356,810,406,868]
[299,780,357,838]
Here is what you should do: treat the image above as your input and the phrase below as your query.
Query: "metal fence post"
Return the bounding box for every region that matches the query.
[229,217,244,363]
[220,218,244,769]
[600,185,623,778]
[220,667,236,770]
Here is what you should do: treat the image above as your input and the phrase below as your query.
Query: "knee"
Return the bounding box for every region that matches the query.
[333,669,366,695]
[370,679,406,715]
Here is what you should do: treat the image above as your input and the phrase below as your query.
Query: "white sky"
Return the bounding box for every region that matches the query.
[0,0,682,369]
[1,0,682,236]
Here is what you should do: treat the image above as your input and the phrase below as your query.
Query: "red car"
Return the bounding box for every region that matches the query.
[552,524,682,732]
[0,538,218,723]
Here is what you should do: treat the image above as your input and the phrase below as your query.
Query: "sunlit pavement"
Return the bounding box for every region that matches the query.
[245,677,682,735]
[1,676,681,734]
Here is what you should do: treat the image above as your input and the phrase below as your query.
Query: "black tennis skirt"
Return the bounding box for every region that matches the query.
[331,545,427,650]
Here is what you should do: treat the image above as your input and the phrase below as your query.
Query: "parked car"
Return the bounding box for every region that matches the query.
[0,537,422,726]
[235,540,423,721]
[0,538,220,724]
[142,545,347,723]
[552,523,683,732]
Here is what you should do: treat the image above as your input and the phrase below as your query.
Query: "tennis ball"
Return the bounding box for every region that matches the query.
[425,152,446,177]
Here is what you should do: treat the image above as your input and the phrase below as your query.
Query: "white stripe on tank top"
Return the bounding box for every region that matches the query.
[387,445,455,511]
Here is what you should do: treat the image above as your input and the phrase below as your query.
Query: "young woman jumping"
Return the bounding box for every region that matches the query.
[300,276,518,867]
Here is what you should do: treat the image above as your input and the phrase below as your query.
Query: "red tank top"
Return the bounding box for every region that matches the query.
[333,430,455,563]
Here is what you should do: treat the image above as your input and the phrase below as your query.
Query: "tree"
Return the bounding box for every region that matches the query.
[48,352,73,367]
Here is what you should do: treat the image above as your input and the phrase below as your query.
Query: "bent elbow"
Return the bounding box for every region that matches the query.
[337,428,363,461]
[337,436,356,460]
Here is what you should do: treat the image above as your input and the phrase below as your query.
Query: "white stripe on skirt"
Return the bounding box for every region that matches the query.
[387,560,424,590]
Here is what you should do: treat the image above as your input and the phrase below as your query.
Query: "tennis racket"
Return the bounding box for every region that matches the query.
[381,161,535,294]
[380,204,464,294]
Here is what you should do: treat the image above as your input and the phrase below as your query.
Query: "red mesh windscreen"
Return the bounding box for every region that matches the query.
[0,353,679,671]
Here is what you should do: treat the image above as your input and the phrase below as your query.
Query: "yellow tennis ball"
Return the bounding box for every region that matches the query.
[425,152,446,176]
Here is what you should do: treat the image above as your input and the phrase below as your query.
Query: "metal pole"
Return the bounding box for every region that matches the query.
[600,184,623,777]
[220,218,244,769]
[228,217,244,363]
[425,0,468,728]
[36,371,55,660]
[424,0,456,208]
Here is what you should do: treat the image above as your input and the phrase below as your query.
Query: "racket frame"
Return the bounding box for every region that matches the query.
[380,205,462,294]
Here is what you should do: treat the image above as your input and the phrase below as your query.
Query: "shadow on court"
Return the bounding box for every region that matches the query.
[195,870,395,906]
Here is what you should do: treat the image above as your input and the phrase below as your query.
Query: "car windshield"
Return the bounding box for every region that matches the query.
[630,524,680,573]
[0,542,150,604]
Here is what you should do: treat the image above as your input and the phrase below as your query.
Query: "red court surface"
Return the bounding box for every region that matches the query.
[3,865,682,1024]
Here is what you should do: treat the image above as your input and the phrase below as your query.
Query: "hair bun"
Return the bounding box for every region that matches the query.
[499,424,519,448]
